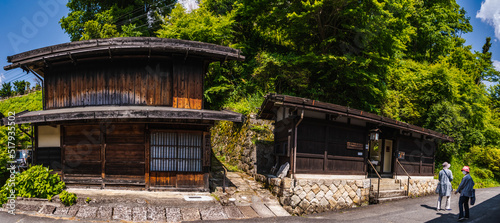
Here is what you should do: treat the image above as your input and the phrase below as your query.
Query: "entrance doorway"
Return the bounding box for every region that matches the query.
[383,140,393,173]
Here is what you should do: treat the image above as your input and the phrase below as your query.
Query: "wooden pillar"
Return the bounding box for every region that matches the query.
[419,138,423,175]
[145,124,150,190]
[60,125,65,181]
[33,124,38,165]
[100,124,106,189]
[323,125,328,172]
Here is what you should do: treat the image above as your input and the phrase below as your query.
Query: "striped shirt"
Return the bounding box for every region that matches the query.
[457,174,475,197]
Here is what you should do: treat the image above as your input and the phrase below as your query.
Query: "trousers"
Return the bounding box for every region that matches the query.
[458,196,470,219]
[437,195,451,210]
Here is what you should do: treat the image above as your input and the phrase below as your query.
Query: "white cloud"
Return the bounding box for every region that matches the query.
[476,0,500,41]
[494,60,500,72]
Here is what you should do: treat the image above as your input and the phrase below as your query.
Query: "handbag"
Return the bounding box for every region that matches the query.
[470,189,476,205]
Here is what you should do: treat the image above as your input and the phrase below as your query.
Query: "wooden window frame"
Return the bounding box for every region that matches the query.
[150,130,203,173]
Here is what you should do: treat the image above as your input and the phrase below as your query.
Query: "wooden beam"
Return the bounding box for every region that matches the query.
[145,124,150,190]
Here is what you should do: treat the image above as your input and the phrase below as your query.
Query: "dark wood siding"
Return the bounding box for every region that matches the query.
[295,119,366,174]
[44,58,204,110]
[395,136,435,176]
[63,125,102,175]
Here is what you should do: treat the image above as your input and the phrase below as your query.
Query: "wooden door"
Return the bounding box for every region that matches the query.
[149,131,204,188]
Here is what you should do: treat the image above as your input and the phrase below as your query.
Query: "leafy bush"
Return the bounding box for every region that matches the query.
[59,190,77,206]
[0,165,65,204]
[472,168,494,179]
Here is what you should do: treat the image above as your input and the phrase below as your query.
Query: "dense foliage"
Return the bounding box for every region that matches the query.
[0,165,65,205]
[57,0,500,186]
[59,190,78,206]
[0,91,42,184]
[60,0,177,41]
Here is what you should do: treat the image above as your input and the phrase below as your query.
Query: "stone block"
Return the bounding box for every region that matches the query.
[316,191,325,200]
[325,190,334,200]
[311,184,321,194]
[320,197,329,207]
[306,191,316,201]
[200,206,227,221]
[76,206,98,219]
[353,196,360,204]
[16,204,40,212]
[310,198,319,205]
[330,184,338,193]
[294,185,302,193]
[147,206,166,221]
[113,207,132,221]
[333,190,342,200]
[181,208,201,221]
[39,205,56,215]
[338,185,346,194]
[224,206,244,219]
[348,190,357,199]
[97,206,112,220]
[298,190,307,199]
[299,180,307,187]
[166,207,182,223]
[53,206,70,216]
[67,206,79,216]
[320,185,329,193]
[328,198,337,208]
[342,191,349,199]
[298,200,310,210]
[344,184,353,193]
[341,180,347,186]
[337,197,346,207]
[283,178,293,189]
[293,206,303,216]
[350,183,358,191]
[303,184,311,193]
[355,180,364,187]
[290,195,301,207]
[333,180,341,187]
[132,207,147,222]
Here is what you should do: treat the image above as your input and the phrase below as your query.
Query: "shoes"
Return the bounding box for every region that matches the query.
[458,217,465,221]
[447,209,452,211]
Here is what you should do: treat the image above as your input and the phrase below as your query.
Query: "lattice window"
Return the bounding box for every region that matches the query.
[150,131,202,172]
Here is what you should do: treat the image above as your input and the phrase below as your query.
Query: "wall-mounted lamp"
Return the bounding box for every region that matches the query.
[369,128,381,141]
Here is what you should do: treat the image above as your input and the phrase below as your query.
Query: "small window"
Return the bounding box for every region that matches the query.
[150,132,202,172]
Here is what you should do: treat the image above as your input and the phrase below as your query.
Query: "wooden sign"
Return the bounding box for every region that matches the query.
[347,142,363,150]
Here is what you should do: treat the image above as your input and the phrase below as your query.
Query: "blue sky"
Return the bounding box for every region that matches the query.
[0,0,499,86]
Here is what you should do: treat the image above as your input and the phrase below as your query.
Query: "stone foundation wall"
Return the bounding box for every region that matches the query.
[267,177,370,215]
[402,178,439,197]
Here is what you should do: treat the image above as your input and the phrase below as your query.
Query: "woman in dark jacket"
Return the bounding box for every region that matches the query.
[455,166,474,221]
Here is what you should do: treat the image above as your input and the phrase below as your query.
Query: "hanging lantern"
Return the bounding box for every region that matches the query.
[369,128,381,141]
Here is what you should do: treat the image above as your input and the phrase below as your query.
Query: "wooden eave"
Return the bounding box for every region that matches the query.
[4,37,245,76]
[3,106,244,125]
[258,93,453,142]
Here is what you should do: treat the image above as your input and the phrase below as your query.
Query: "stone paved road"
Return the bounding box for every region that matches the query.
[2,187,499,222]
[196,187,500,223]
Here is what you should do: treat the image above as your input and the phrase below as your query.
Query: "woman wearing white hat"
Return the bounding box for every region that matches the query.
[436,162,453,211]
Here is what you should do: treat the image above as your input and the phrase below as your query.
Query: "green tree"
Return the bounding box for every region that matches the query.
[13,80,27,95]
[60,0,176,41]
[0,82,12,98]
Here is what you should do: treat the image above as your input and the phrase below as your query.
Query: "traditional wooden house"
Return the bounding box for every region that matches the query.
[3,37,244,191]
[258,93,453,179]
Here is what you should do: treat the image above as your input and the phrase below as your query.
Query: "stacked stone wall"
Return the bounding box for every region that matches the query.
[267,177,370,215]
[401,178,439,197]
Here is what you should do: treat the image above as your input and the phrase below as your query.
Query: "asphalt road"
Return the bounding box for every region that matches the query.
[2,187,500,223]
[198,186,500,223]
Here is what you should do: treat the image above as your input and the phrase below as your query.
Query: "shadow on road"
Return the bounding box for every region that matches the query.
[420,204,437,211]
[426,193,500,223]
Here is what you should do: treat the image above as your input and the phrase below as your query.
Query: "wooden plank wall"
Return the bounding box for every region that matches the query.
[64,125,102,175]
[105,124,145,177]
[45,58,204,110]
[172,58,203,109]
[294,119,366,174]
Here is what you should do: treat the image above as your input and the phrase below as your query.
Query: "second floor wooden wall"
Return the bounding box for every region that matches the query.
[44,57,204,110]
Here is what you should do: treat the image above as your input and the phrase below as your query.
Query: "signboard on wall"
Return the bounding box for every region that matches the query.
[347,142,364,150]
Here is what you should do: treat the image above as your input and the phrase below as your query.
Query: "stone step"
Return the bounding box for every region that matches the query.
[371,184,402,190]
[251,203,276,218]
[374,190,407,198]
[376,196,409,203]
[265,203,291,217]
